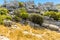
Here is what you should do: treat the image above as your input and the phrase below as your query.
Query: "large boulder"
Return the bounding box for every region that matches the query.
[48,24,59,31]
[42,23,60,31]
[42,23,49,28]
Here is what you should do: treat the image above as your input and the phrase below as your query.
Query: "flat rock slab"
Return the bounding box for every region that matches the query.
[42,23,60,31]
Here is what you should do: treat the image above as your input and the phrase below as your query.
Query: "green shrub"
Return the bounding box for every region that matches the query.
[0,18,3,24]
[14,8,28,23]
[19,2,24,7]
[20,13,28,20]
[0,8,9,15]
[0,15,3,24]
[56,12,60,20]
[14,8,27,17]
[49,11,58,20]
[43,11,50,16]
[44,11,59,21]
[0,15,12,25]
[6,16,12,20]
[13,16,21,22]
[29,14,43,26]
[14,9,21,17]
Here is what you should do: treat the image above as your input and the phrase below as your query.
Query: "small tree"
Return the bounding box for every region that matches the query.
[29,14,43,26]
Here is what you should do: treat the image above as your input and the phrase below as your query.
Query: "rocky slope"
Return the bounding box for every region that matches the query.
[0,23,60,40]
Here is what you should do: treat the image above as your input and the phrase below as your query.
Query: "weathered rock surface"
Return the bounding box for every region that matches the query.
[42,23,60,31]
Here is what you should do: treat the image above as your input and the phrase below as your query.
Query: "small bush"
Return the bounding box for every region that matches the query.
[14,8,27,17]
[6,16,12,20]
[19,2,24,7]
[29,14,43,26]
[0,8,9,15]
[56,12,60,20]
[43,11,50,16]
[13,16,21,22]
[0,15,5,24]
[20,13,29,20]
[44,11,59,21]
[0,18,3,24]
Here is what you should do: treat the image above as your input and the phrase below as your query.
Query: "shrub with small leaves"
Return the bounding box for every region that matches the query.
[29,14,43,26]
[0,8,9,15]
[44,11,59,21]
